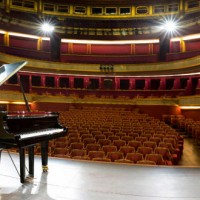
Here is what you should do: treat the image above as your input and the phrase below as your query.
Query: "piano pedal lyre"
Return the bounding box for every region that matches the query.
[42,165,48,172]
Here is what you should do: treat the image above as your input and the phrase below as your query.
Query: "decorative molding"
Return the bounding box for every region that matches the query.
[0,52,200,77]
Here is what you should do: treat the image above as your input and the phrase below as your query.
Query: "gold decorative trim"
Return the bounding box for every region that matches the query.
[0,0,199,19]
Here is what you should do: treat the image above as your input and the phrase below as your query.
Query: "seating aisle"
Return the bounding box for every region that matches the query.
[178,137,200,166]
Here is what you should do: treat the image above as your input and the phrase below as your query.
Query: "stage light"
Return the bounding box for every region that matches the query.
[161,20,177,33]
[164,21,177,32]
[158,16,180,36]
[41,23,54,33]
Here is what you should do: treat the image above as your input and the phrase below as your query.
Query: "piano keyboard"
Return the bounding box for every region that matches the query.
[19,128,65,140]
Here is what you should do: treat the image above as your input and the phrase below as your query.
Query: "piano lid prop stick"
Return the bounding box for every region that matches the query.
[19,78,31,112]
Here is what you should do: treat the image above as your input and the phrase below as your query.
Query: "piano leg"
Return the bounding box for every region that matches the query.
[28,146,34,177]
[19,148,25,183]
[41,141,48,172]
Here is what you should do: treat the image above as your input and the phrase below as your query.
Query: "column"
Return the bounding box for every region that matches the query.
[69,77,74,89]
[185,78,192,95]
[144,79,150,90]
[131,44,135,55]
[29,76,32,93]
[5,0,10,13]
[179,0,186,15]
[196,78,200,94]
[99,78,102,89]
[50,34,61,61]
[129,79,133,90]
[132,79,136,90]
[69,5,73,15]
[17,74,20,84]
[87,44,91,54]
[4,32,9,46]
[159,34,170,61]
[159,78,166,90]
[197,78,200,88]
[149,6,153,15]
[149,43,154,55]
[37,0,43,15]
[173,78,181,89]
[41,76,46,87]
[115,78,119,90]
[180,38,186,52]
[55,76,59,88]
[37,37,42,51]
[68,43,73,54]
[84,77,89,89]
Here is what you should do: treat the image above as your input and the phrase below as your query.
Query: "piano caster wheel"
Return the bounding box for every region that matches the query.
[25,176,34,183]
[42,165,48,172]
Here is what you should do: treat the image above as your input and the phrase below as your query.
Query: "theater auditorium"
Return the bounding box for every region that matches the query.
[0,0,200,199]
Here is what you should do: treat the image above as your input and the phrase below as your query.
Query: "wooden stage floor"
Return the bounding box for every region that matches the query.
[1,137,200,200]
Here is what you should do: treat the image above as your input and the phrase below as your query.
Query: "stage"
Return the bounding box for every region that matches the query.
[1,152,200,200]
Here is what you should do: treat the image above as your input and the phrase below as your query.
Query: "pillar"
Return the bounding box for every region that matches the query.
[69,77,74,89]
[5,0,10,13]
[50,34,61,61]
[180,38,186,52]
[84,77,89,89]
[132,79,136,90]
[173,78,181,89]
[55,76,59,88]
[29,76,32,93]
[129,79,133,90]
[196,78,200,94]
[37,0,42,15]
[159,34,170,61]
[185,78,192,95]
[37,37,42,51]
[144,79,150,90]
[4,32,9,46]
[159,78,166,90]
[115,78,120,90]
[41,76,46,87]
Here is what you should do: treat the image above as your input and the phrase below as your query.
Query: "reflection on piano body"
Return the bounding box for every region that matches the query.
[0,111,68,183]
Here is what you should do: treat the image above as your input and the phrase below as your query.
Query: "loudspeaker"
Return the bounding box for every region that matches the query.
[104,79,113,89]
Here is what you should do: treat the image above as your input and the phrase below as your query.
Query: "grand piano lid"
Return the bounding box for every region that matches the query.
[0,61,28,86]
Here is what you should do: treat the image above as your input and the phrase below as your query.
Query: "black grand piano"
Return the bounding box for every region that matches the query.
[0,61,68,183]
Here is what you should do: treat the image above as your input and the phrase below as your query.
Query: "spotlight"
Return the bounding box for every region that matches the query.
[162,20,177,33]
[158,16,180,36]
[41,23,54,33]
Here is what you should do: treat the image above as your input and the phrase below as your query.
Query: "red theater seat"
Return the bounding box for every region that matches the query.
[107,151,124,162]
[125,152,144,163]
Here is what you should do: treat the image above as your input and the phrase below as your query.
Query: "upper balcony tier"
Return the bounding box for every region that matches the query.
[0,0,200,40]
